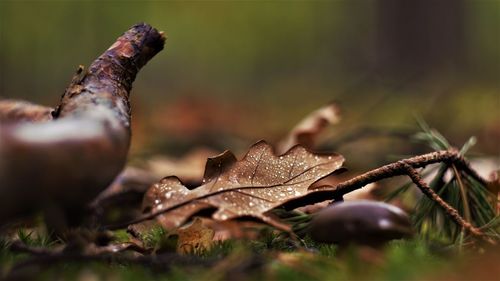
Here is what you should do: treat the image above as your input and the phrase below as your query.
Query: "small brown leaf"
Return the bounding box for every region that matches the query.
[93,167,159,207]
[277,102,341,154]
[89,167,159,225]
[143,141,344,230]
[176,218,215,255]
[148,147,220,186]
[204,219,263,241]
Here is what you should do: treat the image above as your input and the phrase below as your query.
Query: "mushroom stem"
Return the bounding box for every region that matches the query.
[0,23,165,227]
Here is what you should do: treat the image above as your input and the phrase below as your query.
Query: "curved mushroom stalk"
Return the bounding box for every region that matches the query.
[0,23,165,227]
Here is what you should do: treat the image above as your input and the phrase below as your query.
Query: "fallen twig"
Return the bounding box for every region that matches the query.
[325,149,491,239]
[332,149,488,196]
[402,163,482,236]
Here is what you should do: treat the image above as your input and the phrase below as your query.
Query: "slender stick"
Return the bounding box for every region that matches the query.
[326,150,490,238]
[331,149,487,196]
[401,163,482,236]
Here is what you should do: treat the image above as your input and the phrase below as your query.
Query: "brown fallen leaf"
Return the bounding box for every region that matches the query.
[142,141,344,230]
[147,147,220,187]
[203,218,263,241]
[90,167,160,224]
[176,218,215,255]
[93,167,159,205]
[277,102,341,154]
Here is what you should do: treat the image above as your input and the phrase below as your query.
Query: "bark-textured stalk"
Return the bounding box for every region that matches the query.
[0,23,165,227]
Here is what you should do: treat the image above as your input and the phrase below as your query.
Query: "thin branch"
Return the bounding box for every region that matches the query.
[401,163,482,236]
[331,149,488,196]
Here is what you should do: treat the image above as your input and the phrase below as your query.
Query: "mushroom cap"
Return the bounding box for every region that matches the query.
[308,200,413,246]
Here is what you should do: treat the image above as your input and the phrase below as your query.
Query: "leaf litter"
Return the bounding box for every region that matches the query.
[277,102,341,154]
[142,141,344,230]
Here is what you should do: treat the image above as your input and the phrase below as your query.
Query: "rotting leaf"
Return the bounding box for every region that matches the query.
[93,167,159,208]
[204,218,263,241]
[176,218,215,255]
[89,167,159,226]
[142,141,344,230]
[277,102,341,154]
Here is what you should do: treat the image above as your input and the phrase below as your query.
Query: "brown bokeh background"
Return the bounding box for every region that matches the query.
[0,1,498,169]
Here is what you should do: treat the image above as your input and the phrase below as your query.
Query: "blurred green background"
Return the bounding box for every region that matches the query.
[0,0,498,164]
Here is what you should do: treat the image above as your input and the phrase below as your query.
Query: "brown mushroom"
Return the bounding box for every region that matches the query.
[0,23,165,230]
[308,200,413,247]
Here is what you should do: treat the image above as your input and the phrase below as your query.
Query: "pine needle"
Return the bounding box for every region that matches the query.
[386,120,499,243]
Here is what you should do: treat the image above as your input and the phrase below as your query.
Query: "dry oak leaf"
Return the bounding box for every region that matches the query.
[277,102,341,154]
[143,141,344,230]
